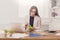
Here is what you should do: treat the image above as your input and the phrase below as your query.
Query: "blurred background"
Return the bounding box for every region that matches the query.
[0,0,60,31]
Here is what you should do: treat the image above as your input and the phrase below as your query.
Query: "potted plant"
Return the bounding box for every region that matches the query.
[4,29,8,37]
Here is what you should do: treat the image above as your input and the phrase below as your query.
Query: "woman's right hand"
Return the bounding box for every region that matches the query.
[25,23,29,30]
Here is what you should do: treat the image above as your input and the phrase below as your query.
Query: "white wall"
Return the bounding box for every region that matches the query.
[56,0,60,16]
[19,0,51,18]
[0,0,52,30]
[0,0,19,24]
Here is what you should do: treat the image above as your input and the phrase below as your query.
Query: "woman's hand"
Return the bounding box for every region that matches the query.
[25,24,36,32]
[25,23,29,30]
[31,27,36,31]
[29,26,36,32]
[32,27,36,30]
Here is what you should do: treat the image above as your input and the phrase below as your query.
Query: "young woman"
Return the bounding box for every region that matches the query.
[25,6,41,32]
[13,6,41,33]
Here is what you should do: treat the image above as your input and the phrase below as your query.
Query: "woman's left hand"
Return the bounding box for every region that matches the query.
[31,27,36,31]
[32,27,35,30]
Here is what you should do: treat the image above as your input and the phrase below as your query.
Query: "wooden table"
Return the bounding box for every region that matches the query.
[0,31,60,40]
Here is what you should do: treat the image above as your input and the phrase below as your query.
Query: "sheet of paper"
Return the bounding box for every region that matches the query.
[7,33,28,38]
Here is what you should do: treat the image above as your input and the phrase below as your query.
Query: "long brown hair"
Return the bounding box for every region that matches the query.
[30,6,40,17]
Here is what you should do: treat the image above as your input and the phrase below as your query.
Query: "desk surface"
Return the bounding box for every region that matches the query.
[0,31,60,40]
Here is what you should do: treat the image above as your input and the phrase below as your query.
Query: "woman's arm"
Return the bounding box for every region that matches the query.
[34,17,41,30]
[38,17,41,27]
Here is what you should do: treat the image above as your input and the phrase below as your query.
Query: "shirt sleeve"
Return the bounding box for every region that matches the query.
[35,17,41,30]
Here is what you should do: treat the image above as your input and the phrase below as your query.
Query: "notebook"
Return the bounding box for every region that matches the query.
[29,32,43,37]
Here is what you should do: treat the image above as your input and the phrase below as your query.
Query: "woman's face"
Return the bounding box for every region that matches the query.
[30,9,36,16]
